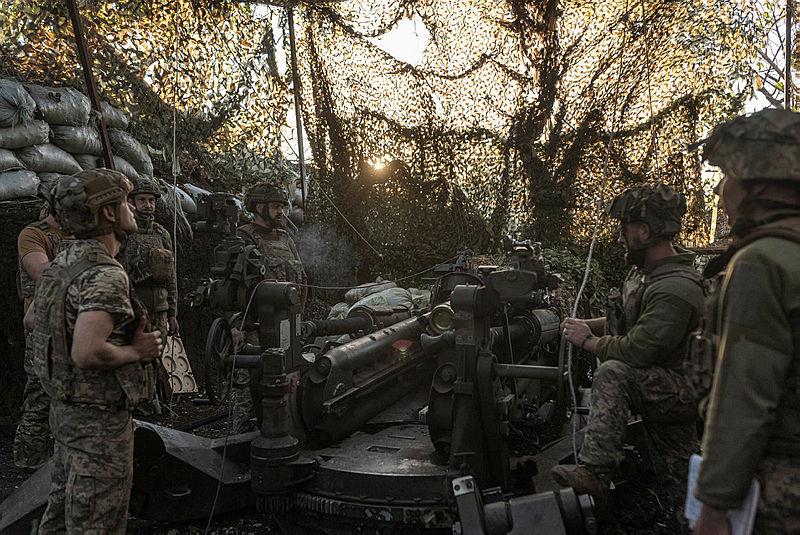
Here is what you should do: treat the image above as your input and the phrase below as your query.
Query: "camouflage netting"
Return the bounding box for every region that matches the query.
[294,0,761,275]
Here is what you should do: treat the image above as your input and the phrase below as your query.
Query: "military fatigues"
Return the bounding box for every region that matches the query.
[118,219,177,345]
[32,239,152,534]
[14,219,70,468]
[696,213,800,533]
[581,253,704,485]
[230,223,307,429]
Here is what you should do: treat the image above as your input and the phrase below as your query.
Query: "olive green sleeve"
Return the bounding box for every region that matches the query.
[696,253,793,510]
[594,287,697,368]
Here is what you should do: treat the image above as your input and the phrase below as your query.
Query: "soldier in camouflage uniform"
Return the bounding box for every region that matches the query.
[118,177,179,344]
[14,183,72,469]
[31,169,162,534]
[693,109,800,534]
[552,183,704,506]
[230,182,307,432]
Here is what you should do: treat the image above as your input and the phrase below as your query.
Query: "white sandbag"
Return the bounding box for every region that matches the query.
[0,148,25,172]
[37,173,68,196]
[347,287,413,315]
[0,169,39,200]
[108,128,153,176]
[181,182,211,203]
[25,84,91,126]
[50,125,102,155]
[344,279,398,306]
[17,144,82,175]
[74,153,100,170]
[0,79,36,128]
[164,184,197,214]
[0,119,49,149]
[112,156,140,181]
[100,101,129,130]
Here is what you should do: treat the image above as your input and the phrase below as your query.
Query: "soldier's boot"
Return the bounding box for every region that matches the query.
[551,464,612,511]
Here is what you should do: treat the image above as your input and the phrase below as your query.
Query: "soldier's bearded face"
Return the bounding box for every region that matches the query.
[133,194,157,221]
[618,223,648,267]
[257,201,286,229]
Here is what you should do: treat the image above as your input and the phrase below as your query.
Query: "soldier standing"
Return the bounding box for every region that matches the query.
[693,109,800,534]
[552,183,704,505]
[32,169,162,533]
[228,182,307,432]
[14,184,71,469]
[118,177,179,343]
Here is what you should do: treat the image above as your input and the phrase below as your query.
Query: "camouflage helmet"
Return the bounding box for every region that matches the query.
[130,176,162,199]
[244,182,288,212]
[700,109,800,182]
[55,169,133,238]
[607,183,686,240]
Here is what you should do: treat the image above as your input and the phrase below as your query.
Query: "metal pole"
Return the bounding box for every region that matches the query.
[787,0,794,109]
[65,0,115,169]
[287,5,307,207]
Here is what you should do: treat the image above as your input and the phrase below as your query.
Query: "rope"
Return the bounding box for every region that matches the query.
[563,0,631,467]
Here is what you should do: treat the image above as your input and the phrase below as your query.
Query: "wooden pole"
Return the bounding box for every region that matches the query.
[786,0,793,110]
[65,0,115,170]
[287,5,307,207]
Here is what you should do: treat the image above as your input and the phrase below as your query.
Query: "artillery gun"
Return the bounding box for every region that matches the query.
[0,201,595,534]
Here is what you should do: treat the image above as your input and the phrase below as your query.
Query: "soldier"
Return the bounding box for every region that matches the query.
[118,176,179,343]
[693,109,800,534]
[31,169,162,533]
[237,182,307,306]
[14,182,72,469]
[551,183,704,505]
[229,182,307,432]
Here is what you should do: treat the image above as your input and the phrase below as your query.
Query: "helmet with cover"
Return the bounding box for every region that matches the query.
[244,182,289,212]
[129,176,162,199]
[55,169,133,238]
[701,108,800,183]
[607,183,686,244]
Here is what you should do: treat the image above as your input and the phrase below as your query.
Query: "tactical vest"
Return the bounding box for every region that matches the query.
[32,247,153,408]
[237,225,304,285]
[606,261,704,336]
[17,219,68,302]
[121,223,174,314]
[688,227,800,414]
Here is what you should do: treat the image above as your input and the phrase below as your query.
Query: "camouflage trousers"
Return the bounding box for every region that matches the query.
[39,400,133,535]
[580,360,698,474]
[13,331,52,469]
[754,455,800,534]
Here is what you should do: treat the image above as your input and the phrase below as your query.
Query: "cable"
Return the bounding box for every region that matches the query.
[561,0,630,466]
[204,280,264,533]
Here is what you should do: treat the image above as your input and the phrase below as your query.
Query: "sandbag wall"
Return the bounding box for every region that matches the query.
[0,78,152,199]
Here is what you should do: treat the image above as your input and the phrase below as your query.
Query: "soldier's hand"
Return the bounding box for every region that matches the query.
[168,316,180,336]
[561,318,592,346]
[132,318,163,361]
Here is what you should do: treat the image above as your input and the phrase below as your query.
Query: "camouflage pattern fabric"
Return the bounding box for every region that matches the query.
[607,183,686,239]
[38,400,133,535]
[697,214,800,524]
[14,219,70,469]
[118,220,177,318]
[754,456,800,534]
[13,331,51,468]
[580,360,697,470]
[701,109,800,182]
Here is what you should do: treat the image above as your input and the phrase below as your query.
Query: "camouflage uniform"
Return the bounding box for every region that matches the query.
[33,171,152,534]
[695,109,800,533]
[118,218,177,346]
[14,219,70,468]
[582,253,704,481]
[228,183,307,430]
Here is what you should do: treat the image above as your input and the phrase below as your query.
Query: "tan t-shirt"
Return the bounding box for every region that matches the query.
[18,220,71,309]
